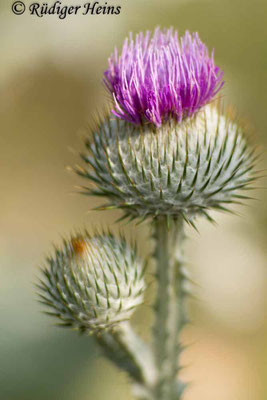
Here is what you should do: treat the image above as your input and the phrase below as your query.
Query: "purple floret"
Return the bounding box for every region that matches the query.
[104,27,224,127]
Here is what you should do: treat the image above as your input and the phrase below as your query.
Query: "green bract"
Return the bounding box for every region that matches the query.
[38,232,146,332]
[77,105,255,220]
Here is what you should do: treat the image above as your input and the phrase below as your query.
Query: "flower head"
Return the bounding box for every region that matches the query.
[38,232,146,333]
[77,105,255,220]
[104,27,224,127]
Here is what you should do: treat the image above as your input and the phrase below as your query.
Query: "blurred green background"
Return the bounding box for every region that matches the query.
[1,0,266,399]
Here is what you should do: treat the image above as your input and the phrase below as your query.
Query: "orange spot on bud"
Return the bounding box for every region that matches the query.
[71,237,87,257]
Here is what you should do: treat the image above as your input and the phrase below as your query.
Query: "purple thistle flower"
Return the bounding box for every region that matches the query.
[104,27,224,127]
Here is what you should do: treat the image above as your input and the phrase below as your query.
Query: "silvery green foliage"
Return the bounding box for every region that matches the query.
[77,105,255,220]
[38,232,146,332]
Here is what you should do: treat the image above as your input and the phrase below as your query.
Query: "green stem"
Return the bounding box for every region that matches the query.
[96,330,143,384]
[152,216,187,400]
[113,322,157,388]
[97,322,156,395]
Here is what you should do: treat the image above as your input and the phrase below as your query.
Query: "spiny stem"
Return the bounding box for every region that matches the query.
[152,215,187,400]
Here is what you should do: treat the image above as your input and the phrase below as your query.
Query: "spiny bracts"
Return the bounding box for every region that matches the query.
[38,232,146,333]
[104,27,224,127]
[77,105,256,220]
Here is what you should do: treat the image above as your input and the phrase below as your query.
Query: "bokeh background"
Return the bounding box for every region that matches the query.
[1,0,267,399]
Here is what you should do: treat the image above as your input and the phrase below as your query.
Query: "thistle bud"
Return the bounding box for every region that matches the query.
[77,105,255,220]
[38,232,146,332]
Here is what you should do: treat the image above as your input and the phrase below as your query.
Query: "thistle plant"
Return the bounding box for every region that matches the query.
[38,28,258,400]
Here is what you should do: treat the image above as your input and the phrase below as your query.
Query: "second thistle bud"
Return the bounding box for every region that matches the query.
[38,232,146,333]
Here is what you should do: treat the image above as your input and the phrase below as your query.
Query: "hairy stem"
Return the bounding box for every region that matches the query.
[152,216,187,400]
